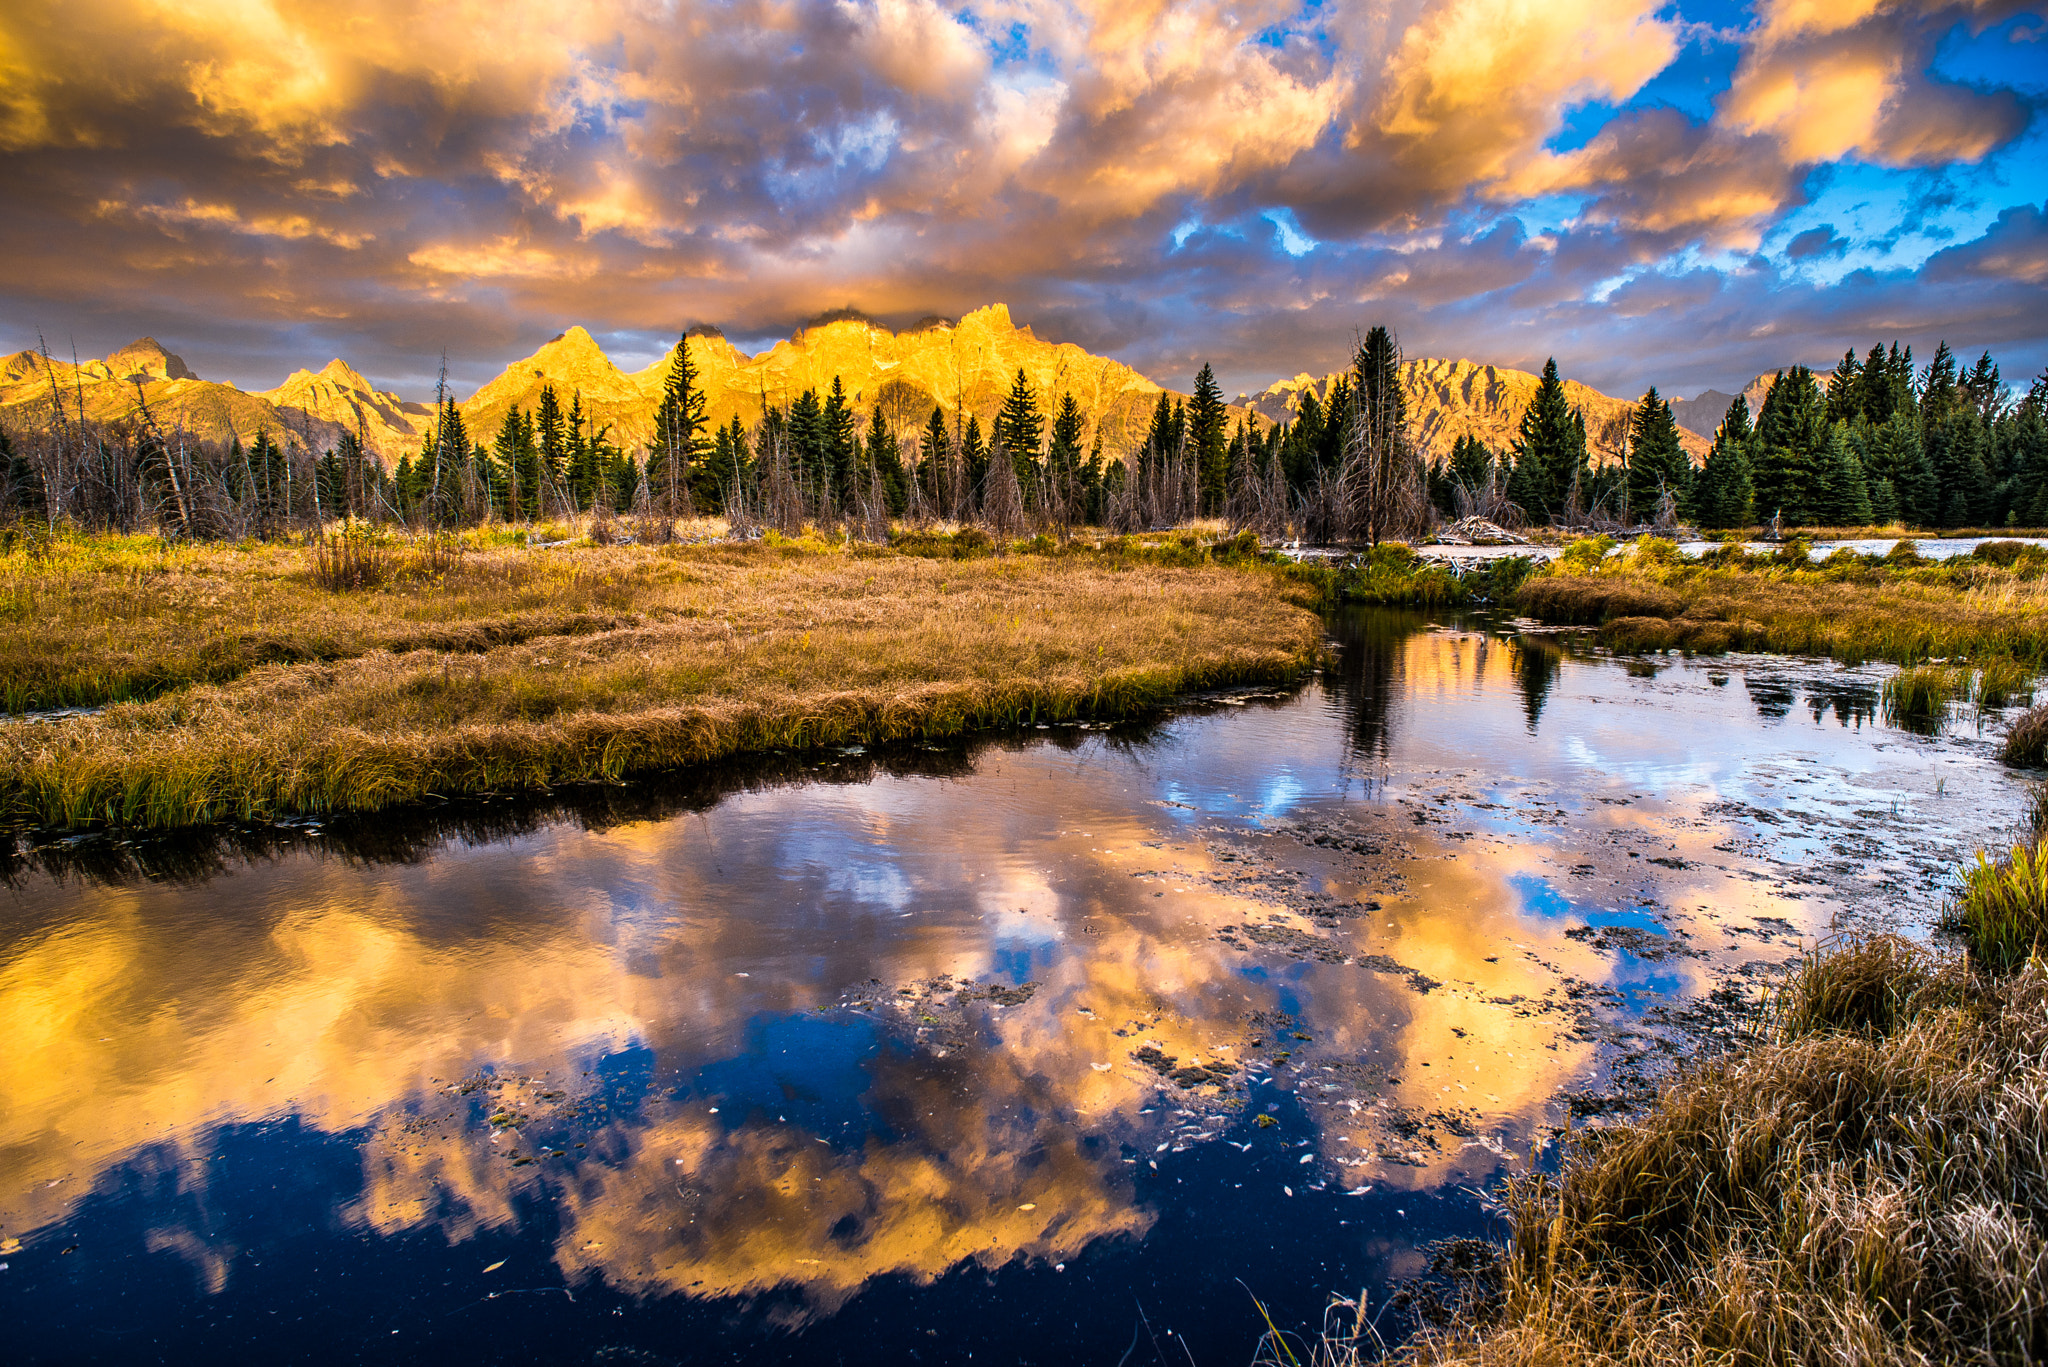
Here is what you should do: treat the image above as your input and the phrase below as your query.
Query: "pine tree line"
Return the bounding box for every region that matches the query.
[1420,342,2048,532]
[20,325,2028,542]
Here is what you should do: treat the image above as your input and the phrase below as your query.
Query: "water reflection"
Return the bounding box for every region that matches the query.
[0,612,2030,1362]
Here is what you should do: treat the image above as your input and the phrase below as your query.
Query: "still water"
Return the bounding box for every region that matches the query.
[1,610,2032,1365]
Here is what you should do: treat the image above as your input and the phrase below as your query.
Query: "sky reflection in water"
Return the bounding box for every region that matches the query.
[0,610,2029,1363]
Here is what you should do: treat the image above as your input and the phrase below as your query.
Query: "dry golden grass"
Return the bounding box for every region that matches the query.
[1264,920,2048,1367]
[1517,540,2048,666]
[0,529,645,711]
[1390,943,2047,1367]
[0,532,1322,828]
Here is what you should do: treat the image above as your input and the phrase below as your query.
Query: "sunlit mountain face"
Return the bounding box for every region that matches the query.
[0,0,2042,406]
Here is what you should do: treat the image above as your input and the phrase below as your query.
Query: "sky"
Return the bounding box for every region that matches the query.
[1,0,2044,404]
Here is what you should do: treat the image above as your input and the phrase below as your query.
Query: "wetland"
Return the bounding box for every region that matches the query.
[1,602,2034,1365]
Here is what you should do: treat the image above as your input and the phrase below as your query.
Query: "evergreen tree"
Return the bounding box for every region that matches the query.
[1855,409,1933,526]
[1284,387,1324,492]
[424,398,469,526]
[533,385,568,513]
[1693,394,1755,529]
[311,447,341,519]
[697,416,749,512]
[1824,350,1862,426]
[1852,343,1894,425]
[1817,423,1873,525]
[995,368,1044,504]
[1999,385,2048,525]
[1926,408,1992,527]
[392,450,424,519]
[0,425,44,520]
[1750,367,1827,525]
[1190,362,1229,514]
[1144,391,1178,457]
[1351,324,1416,544]
[1624,386,1688,524]
[788,389,826,492]
[1510,359,1588,524]
[490,409,534,520]
[960,414,989,497]
[866,410,906,514]
[918,405,951,507]
[565,392,596,511]
[1919,341,1961,427]
[1963,350,2007,423]
[823,378,859,504]
[1047,393,1085,517]
[650,333,710,516]
[1318,377,1351,474]
[1448,434,1492,495]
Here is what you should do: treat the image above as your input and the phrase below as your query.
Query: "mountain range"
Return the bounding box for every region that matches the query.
[3,305,1801,468]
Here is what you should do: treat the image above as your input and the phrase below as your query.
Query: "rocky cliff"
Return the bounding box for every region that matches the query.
[261,359,433,456]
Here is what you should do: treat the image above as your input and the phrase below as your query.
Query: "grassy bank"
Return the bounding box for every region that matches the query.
[1515,536,2048,666]
[0,529,1322,829]
[1267,831,2048,1367]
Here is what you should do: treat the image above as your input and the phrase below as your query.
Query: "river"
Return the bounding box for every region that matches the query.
[1,608,2032,1364]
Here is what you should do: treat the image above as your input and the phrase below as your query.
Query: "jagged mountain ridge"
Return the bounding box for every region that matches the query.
[1245,358,1713,467]
[6,313,1783,471]
[458,305,1180,460]
[1668,369,1829,439]
[0,339,365,456]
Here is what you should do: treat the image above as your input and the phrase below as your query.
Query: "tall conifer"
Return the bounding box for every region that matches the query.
[1190,363,1228,514]
[651,334,709,516]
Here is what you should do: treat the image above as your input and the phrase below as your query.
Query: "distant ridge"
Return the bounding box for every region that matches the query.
[1246,358,1712,467]
[2,312,1756,469]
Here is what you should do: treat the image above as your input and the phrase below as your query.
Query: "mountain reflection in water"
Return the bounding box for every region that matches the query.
[0,609,2026,1363]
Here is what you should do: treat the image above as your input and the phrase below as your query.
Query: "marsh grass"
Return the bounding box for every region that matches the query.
[1352,932,2048,1367]
[1881,663,1970,731]
[1518,542,2048,667]
[307,527,394,591]
[1946,838,2048,972]
[0,533,1322,828]
[2004,704,2048,766]
[1974,657,2037,711]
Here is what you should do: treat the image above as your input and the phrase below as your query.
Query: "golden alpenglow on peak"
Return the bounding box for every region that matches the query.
[101,338,197,383]
[463,303,1176,458]
[1247,356,1712,466]
[260,358,429,456]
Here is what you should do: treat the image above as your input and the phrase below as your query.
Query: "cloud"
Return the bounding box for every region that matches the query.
[0,0,2040,401]
[1786,224,1849,259]
[1724,0,2034,166]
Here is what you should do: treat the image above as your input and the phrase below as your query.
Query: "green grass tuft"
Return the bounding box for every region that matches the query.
[1946,837,2048,972]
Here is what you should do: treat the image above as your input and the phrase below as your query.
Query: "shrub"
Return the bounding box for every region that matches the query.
[1975,658,2036,711]
[1559,535,1615,571]
[1626,536,1680,566]
[1770,535,1812,565]
[1382,933,2046,1367]
[1515,575,1682,623]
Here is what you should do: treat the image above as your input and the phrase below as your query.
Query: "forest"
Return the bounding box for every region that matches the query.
[3,328,2044,541]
